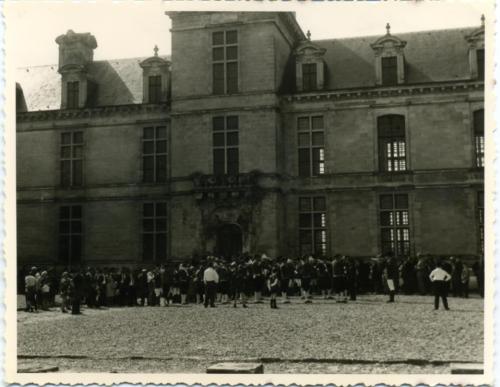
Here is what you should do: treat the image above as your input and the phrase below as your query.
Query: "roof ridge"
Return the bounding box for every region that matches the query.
[311,25,478,44]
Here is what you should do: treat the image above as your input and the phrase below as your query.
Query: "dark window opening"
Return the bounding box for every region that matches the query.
[298,116,325,177]
[212,116,239,175]
[302,63,317,91]
[143,126,167,183]
[59,205,82,265]
[61,131,83,187]
[477,49,485,81]
[477,191,484,254]
[67,81,79,109]
[379,193,410,257]
[148,75,162,103]
[378,115,406,172]
[212,30,238,95]
[299,197,327,256]
[142,202,167,262]
[474,109,484,168]
[381,56,398,86]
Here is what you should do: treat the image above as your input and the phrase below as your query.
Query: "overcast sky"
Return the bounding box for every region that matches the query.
[7,0,490,68]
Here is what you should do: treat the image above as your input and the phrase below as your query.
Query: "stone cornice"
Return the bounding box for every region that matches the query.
[282,80,484,104]
[16,103,170,123]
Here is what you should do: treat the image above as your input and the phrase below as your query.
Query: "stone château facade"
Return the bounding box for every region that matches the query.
[16,12,485,267]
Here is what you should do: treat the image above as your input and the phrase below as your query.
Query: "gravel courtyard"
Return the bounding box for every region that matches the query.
[17,295,483,373]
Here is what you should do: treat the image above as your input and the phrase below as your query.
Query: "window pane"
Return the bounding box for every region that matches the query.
[313,213,326,228]
[298,133,310,147]
[143,219,154,232]
[213,133,225,147]
[59,236,69,262]
[61,133,72,145]
[380,211,393,226]
[312,132,324,146]
[382,56,398,86]
[72,145,83,158]
[213,64,225,94]
[380,194,394,210]
[60,206,70,219]
[212,31,224,45]
[71,235,82,262]
[73,132,83,144]
[61,146,71,158]
[298,148,310,177]
[142,141,154,155]
[156,156,167,182]
[311,116,323,130]
[72,160,83,186]
[300,230,312,244]
[71,205,82,218]
[61,161,71,186]
[474,110,484,135]
[227,148,239,175]
[143,203,154,217]
[143,233,154,261]
[71,221,82,233]
[213,116,225,131]
[156,140,167,153]
[299,214,312,228]
[213,149,225,175]
[227,132,238,146]
[156,203,167,217]
[212,47,224,61]
[156,126,166,139]
[313,197,326,211]
[144,127,155,139]
[299,197,311,211]
[227,62,238,94]
[226,30,238,44]
[226,46,238,60]
[143,156,154,182]
[156,233,167,260]
[226,116,238,130]
[156,219,167,232]
[60,221,70,234]
[298,117,309,131]
[477,49,485,80]
[395,194,408,209]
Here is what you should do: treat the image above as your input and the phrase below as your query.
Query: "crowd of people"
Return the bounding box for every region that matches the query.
[20,253,484,314]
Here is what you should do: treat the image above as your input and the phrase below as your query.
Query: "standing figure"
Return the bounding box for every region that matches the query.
[59,272,71,313]
[267,271,280,309]
[203,261,219,308]
[429,262,451,310]
[24,267,38,312]
[71,269,84,315]
[280,258,294,303]
[178,263,190,305]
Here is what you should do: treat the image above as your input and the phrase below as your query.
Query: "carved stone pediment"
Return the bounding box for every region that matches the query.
[370,34,407,57]
[294,41,327,61]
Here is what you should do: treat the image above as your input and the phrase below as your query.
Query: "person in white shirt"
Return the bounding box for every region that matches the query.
[429,262,451,310]
[203,261,219,308]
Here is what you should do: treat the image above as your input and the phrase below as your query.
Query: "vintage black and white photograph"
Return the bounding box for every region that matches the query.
[7,0,493,382]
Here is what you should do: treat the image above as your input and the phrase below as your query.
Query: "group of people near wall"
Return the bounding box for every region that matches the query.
[21,253,484,314]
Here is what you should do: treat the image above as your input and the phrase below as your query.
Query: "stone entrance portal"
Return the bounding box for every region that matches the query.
[216,223,243,258]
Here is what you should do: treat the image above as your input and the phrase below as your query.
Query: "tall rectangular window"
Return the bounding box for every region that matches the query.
[67,81,80,109]
[302,63,317,91]
[379,193,410,257]
[212,30,238,95]
[477,49,485,81]
[143,126,167,183]
[378,115,406,172]
[59,205,82,264]
[213,116,239,175]
[474,109,484,168]
[381,56,398,86]
[148,75,162,103]
[477,191,484,254]
[299,197,327,256]
[60,131,83,187]
[143,202,167,262]
[298,116,325,177]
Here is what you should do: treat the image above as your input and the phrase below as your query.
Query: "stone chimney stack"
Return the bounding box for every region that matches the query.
[55,30,98,109]
[56,30,97,71]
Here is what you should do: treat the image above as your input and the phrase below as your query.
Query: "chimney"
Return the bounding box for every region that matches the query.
[55,30,98,109]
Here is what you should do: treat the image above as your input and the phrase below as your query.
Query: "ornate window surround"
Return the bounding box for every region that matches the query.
[465,16,485,81]
[139,45,170,104]
[370,24,407,86]
[294,32,327,92]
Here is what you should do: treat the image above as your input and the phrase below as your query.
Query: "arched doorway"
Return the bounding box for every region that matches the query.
[216,223,243,258]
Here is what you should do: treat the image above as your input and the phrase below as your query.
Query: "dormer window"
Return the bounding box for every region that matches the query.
[465,15,485,81]
[140,45,170,104]
[148,75,162,104]
[67,81,79,109]
[381,56,398,86]
[294,31,326,93]
[302,63,318,91]
[371,23,407,86]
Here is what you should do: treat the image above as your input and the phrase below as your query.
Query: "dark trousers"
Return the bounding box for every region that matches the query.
[433,281,449,309]
[204,281,217,307]
[72,296,81,314]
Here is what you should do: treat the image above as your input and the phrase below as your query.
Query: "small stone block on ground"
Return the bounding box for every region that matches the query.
[206,362,264,374]
[450,363,483,374]
[18,366,59,373]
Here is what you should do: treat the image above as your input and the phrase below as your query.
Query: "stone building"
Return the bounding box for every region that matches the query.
[16,12,485,267]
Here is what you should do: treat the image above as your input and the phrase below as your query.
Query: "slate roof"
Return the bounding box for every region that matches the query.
[16,56,170,112]
[314,27,478,90]
[17,26,479,112]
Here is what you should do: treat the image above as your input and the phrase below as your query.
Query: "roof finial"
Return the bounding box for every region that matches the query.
[481,14,485,27]
[306,30,311,40]
[386,23,391,35]
[154,45,159,57]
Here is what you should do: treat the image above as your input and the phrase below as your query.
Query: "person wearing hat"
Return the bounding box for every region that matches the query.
[267,270,280,309]
[279,258,294,303]
[300,256,316,303]
[429,261,451,310]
